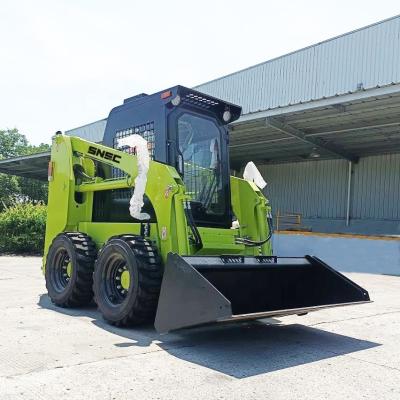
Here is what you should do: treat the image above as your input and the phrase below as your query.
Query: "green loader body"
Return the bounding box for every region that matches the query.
[43,86,370,333]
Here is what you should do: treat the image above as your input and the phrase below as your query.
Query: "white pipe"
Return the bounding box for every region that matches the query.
[117,134,150,220]
[346,161,352,227]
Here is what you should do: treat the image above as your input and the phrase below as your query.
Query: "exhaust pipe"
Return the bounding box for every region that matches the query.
[154,253,370,333]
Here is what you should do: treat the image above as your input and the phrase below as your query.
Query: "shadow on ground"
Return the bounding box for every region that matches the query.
[38,293,380,378]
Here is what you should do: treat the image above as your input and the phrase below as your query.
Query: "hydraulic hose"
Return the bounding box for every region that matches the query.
[236,213,273,247]
[184,200,203,248]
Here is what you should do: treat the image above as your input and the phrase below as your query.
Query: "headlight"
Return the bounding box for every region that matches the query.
[171,95,181,106]
[223,110,231,122]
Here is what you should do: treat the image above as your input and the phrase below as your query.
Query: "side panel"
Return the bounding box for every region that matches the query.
[78,222,145,248]
[195,227,244,255]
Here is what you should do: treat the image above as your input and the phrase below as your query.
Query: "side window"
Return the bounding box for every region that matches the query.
[177,114,221,171]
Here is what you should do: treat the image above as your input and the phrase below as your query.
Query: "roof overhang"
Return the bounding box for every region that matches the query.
[229,84,400,168]
[1,84,400,180]
[0,152,50,181]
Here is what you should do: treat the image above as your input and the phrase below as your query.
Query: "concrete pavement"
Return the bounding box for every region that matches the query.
[0,256,399,399]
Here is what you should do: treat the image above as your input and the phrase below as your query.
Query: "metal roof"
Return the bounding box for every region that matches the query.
[195,15,400,114]
[65,118,107,143]
[0,151,50,181]
[192,15,400,166]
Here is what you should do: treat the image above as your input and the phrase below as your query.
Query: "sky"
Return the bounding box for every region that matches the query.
[1,0,399,145]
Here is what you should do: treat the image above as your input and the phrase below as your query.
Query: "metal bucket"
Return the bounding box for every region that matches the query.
[154,253,370,333]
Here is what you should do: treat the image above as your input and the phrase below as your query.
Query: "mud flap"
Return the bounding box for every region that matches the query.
[154,253,371,333]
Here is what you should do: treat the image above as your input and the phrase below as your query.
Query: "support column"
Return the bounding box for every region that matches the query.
[346,161,353,227]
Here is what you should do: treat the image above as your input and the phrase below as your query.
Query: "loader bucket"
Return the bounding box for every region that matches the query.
[154,253,370,333]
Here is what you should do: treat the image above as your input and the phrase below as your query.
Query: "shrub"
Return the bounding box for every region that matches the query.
[0,203,47,254]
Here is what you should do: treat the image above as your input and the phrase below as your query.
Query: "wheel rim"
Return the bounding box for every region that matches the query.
[50,247,72,292]
[120,270,130,290]
[103,253,131,305]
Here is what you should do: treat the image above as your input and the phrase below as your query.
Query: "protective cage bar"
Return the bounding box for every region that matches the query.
[154,253,370,333]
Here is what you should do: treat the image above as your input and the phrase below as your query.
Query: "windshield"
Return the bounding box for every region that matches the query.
[177,113,226,222]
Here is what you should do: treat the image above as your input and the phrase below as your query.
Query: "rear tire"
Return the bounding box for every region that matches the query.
[45,232,97,307]
[93,235,163,326]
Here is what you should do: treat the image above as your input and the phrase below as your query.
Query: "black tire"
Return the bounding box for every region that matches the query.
[93,235,163,326]
[45,232,97,307]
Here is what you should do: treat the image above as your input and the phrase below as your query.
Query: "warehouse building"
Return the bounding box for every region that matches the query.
[1,15,399,238]
[194,15,400,236]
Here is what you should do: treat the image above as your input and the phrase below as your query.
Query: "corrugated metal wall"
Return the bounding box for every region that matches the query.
[259,153,400,226]
[260,159,348,218]
[195,16,400,114]
[352,154,400,220]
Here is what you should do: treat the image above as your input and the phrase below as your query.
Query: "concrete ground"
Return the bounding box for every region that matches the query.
[0,256,399,400]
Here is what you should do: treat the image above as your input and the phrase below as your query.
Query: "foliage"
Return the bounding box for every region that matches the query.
[18,177,49,204]
[0,174,20,209]
[0,203,47,254]
[0,128,28,158]
[0,128,50,210]
[24,142,51,156]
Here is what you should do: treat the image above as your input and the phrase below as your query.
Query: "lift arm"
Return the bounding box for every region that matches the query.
[43,135,191,270]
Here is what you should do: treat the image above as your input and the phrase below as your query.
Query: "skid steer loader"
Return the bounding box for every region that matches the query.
[43,86,370,333]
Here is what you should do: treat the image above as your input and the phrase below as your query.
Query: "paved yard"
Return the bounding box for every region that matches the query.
[0,256,399,400]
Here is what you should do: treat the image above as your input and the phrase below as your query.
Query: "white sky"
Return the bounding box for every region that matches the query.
[1,0,399,145]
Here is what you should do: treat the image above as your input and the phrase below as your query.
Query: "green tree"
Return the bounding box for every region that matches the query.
[0,128,28,158]
[0,174,20,209]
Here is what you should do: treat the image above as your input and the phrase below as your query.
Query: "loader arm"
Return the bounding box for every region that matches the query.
[43,134,192,270]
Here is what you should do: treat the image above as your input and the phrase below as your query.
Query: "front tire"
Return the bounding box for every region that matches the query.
[45,232,96,307]
[93,235,163,326]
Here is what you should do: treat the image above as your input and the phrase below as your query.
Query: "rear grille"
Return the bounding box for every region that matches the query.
[112,122,155,178]
[111,122,155,199]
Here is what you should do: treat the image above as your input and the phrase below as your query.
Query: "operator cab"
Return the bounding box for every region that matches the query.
[97,86,241,228]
